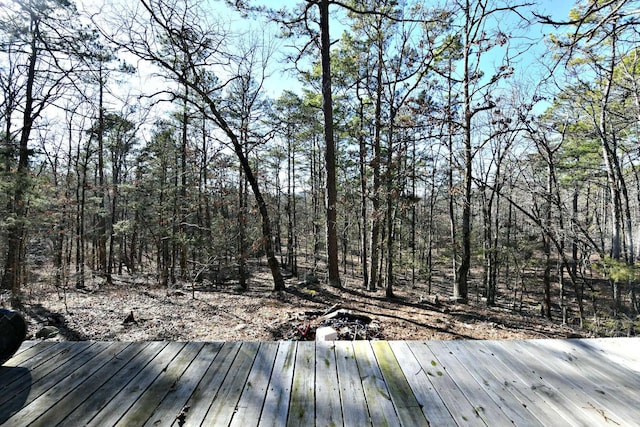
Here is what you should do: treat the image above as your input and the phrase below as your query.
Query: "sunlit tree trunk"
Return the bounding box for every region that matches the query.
[319,0,341,287]
[369,40,384,293]
[357,92,369,289]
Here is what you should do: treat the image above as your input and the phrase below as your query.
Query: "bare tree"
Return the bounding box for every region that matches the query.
[540,1,640,314]
[450,0,533,302]
[99,0,285,290]
[0,0,84,299]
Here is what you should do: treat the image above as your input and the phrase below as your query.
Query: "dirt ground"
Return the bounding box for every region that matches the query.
[8,266,588,343]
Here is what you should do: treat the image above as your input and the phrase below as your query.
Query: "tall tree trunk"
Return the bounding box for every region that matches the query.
[358,94,369,289]
[311,136,321,269]
[179,87,189,279]
[237,119,249,290]
[369,40,384,293]
[455,3,473,303]
[274,156,283,264]
[446,58,458,289]
[201,102,284,291]
[319,0,340,287]
[456,104,472,302]
[427,160,438,294]
[238,163,248,290]
[542,163,553,320]
[599,31,623,314]
[201,115,213,253]
[286,129,298,276]
[96,66,109,282]
[385,113,396,298]
[75,139,90,289]
[1,16,39,298]
[410,136,417,289]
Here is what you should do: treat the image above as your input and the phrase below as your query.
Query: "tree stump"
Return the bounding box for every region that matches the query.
[1,309,27,365]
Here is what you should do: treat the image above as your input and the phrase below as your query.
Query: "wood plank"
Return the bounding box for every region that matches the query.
[406,341,485,426]
[14,340,39,355]
[0,342,68,393]
[315,341,343,427]
[387,341,453,426]
[0,342,62,425]
[287,341,316,427]
[442,339,546,427]
[179,341,242,427]
[334,340,371,427]
[230,342,279,427]
[6,342,130,426]
[201,341,261,426]
[516,339,635,427]
[1,338,638,427]
[258,341,296,427]
[444,339,570,427]
[539,338,640,401]
[352,340,400,427]
[115,342,205,427]
[61,341,167,426]
[29,342,146,427]
[0,342,98,410]
[85,341,183,427]
[371,341,428,427]
[1,341,56,368]
[144,342,223,427]
[575,337,640,374]
[478,339,597,426]
[427,340,515,426]
[481,340,610,426]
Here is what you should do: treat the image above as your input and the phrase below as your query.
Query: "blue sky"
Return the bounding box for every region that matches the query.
[253,0,580,97]
[537,0,575,19]
[74,0,581,101]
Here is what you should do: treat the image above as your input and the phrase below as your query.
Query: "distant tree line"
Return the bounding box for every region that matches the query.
[1,0,640,329]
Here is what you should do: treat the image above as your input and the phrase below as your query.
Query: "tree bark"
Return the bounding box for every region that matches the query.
[1,14,39,297]
[369,38,384,293]
[357,93,369,289]
[319,0,341,288]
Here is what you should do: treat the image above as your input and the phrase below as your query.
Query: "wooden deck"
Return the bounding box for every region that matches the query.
[1,337,638,426]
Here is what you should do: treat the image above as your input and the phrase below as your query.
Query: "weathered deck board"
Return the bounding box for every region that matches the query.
[406,341,486,426]
[230,341,278,427]
[287,341,315,427]
[387,341,452,425]
[33,342,143,427]
[427,340,517,426]
[145,342,222,427]
[258,340,295,427]
[116,342,205,427]
[371,341,428,426]
[86,341,182,427]
[62,341,167,426]
[314,341,342,427]
[517,339,639,427]
[1,337,638,426]
[539,338,640,401]
[334,341,370,426]
[482,339,618,426]
[443,339,563,427]
[352,339,400,426]
[440,339,543,427]
[202,341,260,426]
[8,342,126,426]
[1,342,100,413]
[180,341,240,427]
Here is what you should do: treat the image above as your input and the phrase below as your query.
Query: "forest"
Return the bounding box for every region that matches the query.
[1,0,640,340]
